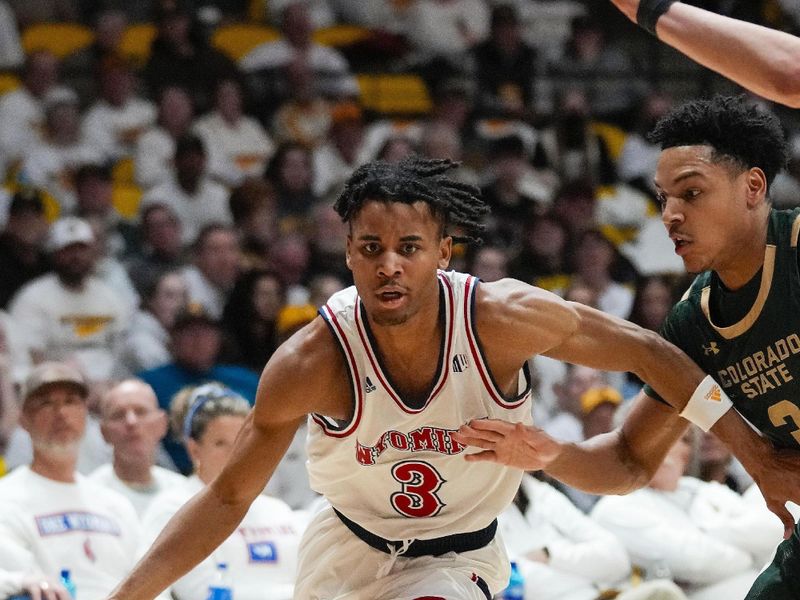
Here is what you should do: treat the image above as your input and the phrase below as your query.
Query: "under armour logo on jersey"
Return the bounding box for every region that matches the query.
[703,342,720,356]
[364,376,376,393]
[452,354,469,372]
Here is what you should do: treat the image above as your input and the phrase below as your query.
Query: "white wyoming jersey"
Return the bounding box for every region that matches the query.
[310,270,533,541]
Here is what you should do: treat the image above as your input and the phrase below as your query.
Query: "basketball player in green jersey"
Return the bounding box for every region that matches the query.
[454,95,800,598]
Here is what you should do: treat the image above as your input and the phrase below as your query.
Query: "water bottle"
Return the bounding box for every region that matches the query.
[60,569,76,599]
[501,560,525,599]
[206,562,233,600]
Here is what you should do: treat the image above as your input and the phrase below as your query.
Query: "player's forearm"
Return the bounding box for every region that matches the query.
[656,3,800,107]
[109,487,251,600]
[545,431,650,495]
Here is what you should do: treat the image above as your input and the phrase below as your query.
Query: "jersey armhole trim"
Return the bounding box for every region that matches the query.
[314,304,362,437]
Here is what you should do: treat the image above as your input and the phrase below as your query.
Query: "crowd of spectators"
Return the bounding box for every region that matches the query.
[1,0,799,598]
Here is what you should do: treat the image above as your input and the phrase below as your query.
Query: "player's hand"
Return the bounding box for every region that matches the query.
[749,448,800,540]
[609,0,638,22]
[19,576,71,600]
[452,419,563,470]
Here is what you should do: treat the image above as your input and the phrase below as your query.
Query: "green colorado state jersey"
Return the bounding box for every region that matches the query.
[646,208,800,450]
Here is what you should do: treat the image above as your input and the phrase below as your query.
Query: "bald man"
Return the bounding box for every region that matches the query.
[90,379,184,517]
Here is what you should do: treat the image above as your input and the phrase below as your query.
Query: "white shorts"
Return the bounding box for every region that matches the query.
[294,506,510,600]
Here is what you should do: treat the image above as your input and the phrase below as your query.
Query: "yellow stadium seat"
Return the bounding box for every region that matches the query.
[112,158,135,185]
[357,74,432,115]
[21,23,94,58]
[212,24,281,61]
[590,121,627,162]
[112,183,143,220]
[120,24,157,68]
[313,25,371,48]
[0,73,20,95]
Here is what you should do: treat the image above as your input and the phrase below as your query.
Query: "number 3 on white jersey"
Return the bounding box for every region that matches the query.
[390,461,446,518]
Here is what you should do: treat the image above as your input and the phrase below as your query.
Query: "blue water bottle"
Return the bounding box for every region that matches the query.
[501,560,525,599]
[60,569,76,599]
[206,562,233,600]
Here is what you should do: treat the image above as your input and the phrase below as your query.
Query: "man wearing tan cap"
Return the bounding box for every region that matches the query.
[0,362,139,600]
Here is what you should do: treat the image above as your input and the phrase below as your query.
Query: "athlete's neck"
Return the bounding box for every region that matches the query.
[715,208,770,290]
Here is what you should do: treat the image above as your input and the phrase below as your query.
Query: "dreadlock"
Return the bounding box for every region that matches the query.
[333,156,489,245]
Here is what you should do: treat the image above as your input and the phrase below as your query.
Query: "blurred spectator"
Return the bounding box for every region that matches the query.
[85,214,141,313]
[0,0,23,70]
[508,213,570,290]
[468,244,509,282]
[0,189,50,309]
[135,85,195,189]
[307,272,344,308]
[240,2,357,111]
[312,101,368,198]
[428,76,476,137]
[193,77,275,187]
[697,431,752,495]
[539,88,615,185]
[271,56,332,149]
[305,200,350,284]
[551,181,596,241]
[74,163,136,256]
[268,0,336,29]
[82,56,157,163]
[329,0,410,31]
[118,269,186,375]
[62,9,128,105]
[405,0,489,68]
[480,134,543,247]
[265,142,319,228]
[543,364,603,443]
[376,135,417,164]
[221,270,286,372]
[470,3,538,120]
[0,362,139,599]
[143,0,239,114]
[580,385,622,440]
[592,431,771,599]
[141,383,303,599]
[566,229,634,319]
[547,15,643,121]
[0,316,22,464]
[618,91,674,195]
[137,306,260,473]
[500,473,687,600]
[0,51,64,172]
[268,232,311,303]
[419,121,480,187]
[9,217,130,382]
[624,275,679,396]
[125,203,186,293]
[181,223,240,319]
[140,134,232,244]
[20,88,104,213]
[7,0,77,29]
[228,178,279,269]
[91,379,184,516]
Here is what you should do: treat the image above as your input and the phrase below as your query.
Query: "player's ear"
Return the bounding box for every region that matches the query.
[745,167,767,207]
[438,235,452,269]
[345,235,353,270]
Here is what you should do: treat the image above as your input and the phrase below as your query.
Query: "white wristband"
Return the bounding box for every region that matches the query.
[679,375,733,432]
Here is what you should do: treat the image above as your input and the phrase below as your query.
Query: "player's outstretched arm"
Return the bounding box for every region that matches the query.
[108,319,342,600]
[610,0,800,107]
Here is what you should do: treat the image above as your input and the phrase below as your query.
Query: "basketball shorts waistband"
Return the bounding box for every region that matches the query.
[333,508,497,558]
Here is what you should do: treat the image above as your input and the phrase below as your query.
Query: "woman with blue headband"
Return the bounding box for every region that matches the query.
[140,383,305,600]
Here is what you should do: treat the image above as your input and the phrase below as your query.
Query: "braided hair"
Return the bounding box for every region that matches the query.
[334,156,488,245]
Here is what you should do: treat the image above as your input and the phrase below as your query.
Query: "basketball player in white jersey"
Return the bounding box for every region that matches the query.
[110,156,731,599]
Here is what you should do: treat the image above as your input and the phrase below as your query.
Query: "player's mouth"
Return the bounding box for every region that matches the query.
[670,234,691,256]
[376,287,406,307]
